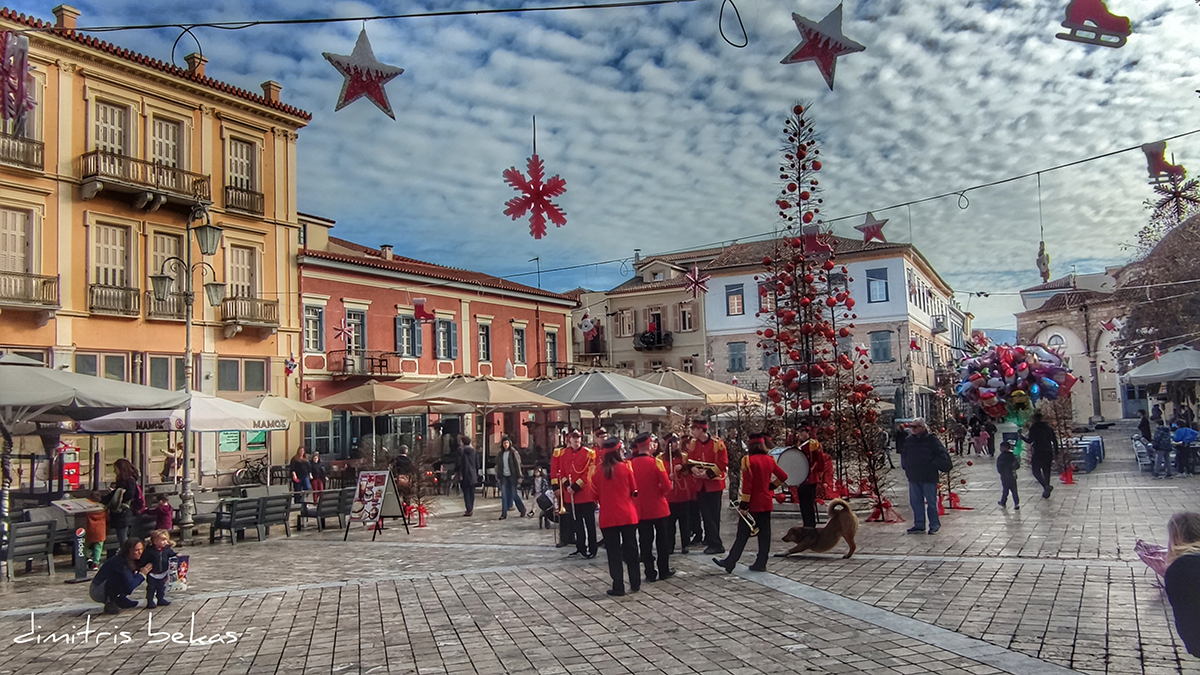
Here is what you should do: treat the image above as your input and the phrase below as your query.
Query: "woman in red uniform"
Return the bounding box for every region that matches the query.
[630,432,674,582]
[594,437,641,596]
[715,432,787,573]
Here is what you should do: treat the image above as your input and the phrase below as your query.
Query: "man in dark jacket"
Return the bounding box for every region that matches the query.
[901,418,950,534]
[1152,420,1174,480]
[457,435,479,516]
[1025,412,1058,498]
[1137,409,1152,442]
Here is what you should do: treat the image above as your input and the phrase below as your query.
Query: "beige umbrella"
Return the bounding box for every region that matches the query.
[404,375,568,413]
[311,380,421,464]
[244,395,333,423]
[638,368,762,406]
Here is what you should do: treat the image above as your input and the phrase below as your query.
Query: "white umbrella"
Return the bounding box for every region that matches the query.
[80,393,290,433]
[1123,346,1200,386]
[244,395,332,423]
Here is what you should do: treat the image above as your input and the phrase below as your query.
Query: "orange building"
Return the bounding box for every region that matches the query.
[0,6,309,482]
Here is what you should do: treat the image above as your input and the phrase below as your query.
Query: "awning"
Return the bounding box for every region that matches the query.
[1123,346,1200,386]
[79,393,290,433]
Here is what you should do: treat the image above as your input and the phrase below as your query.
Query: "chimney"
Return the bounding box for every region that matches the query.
[380,244,393,261]
[261,80,282,103]
[52,5,80,29]
[633,248,641,264]
[184,53,207,78]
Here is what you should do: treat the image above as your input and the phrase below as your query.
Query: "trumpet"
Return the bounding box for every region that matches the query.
[737,508,759,537]
[557,483,568,515]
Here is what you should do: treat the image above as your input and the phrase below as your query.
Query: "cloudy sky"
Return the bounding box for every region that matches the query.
[20,0,1200,329]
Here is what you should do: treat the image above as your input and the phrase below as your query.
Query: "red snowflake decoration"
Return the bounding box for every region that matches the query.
[333,318,354,343]
[1150,172,1200,224]
[503,154,567,239]
[684,264,711,299]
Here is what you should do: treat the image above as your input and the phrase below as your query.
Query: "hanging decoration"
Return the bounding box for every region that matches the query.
[502,118,567,239]
[1100,317,1124,333]
[705,359,715,376]
[333,318,354,343]
[1150,171,1200,224]
[780,3,865,90]
[1154,343,1162,361]
[1055,0,1131,48]
[909,338,921,352]
[284,354,298,376]
[1142,141,1186,185]
[323,29,405,119]
[578,313,598,340]
[0,32,35,137]
[1036,241,1051,283]
[800,224,834,255]
[854,212,888,243]
[413,297,436,323]
[683,264,712,299]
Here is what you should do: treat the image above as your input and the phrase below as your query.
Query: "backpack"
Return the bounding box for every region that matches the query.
[130,483,146,515]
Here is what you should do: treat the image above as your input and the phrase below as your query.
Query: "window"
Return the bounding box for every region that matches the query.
[679,304,695,332]
[652,271,664,281]
[229,138,256,190]
[837,334,852,354]
[75,353,98,376]
[1047,334,1065,348]
[761,347,780,370]
[828,272,846,287]
[244,360,266,392]
[651,359,664,370]
[75,353,127,381]
[228,245,257,297]
[304,420,343,459]
[728,342,747,372]
[148,356,186,391]
[92,223,130,286]
[304,306,325,353]
[150,232,182,295]
[345,310,366,353]
[478,323,491,362]
[218,359,240,391]
[681,357,695,373]
[870,331,893,363]
[151,118,182,167]
[94,101,128,155]
[616,309,634,337]
[395,316,422,357]
[217,358,267,392]
[866,268,888,303]
[436,320,459,360]
[513,327,526,363]
[0,207,30,273]
[546,331,559,365]
[726,285,744,316]
[759,283,776,313]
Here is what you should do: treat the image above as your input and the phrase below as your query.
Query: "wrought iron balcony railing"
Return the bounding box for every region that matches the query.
[220,295,279,327]
[145,291,189,321]
[0,270,57,307]
[88,284,140,316]
[326,349,402,378]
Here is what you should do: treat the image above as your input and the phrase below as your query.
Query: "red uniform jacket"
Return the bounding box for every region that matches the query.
[739,453,788,513]
[799,439,828,486]
[666,450,698,503]
[630,454,671,520]
[687,436,728,493]
[550,446,598,504]
[594,460,639,529]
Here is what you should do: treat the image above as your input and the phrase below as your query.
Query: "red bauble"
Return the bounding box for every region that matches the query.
[800,399,812,410]
[825,297,837,307]
[823,260,836,271]
[813,160,822,170]
[839,327,850,338]
[793,105,804,114]
[763,256,773,265]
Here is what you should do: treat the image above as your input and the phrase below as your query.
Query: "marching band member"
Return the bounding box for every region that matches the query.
[687,419,728,555]
[714,432,787,573]
[630,432,674,582]
[664,433,698,554]
[594,437,641,596]
[552,430,598,558]
[795,427,828,528]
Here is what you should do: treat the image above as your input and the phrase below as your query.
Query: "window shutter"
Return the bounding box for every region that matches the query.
[671,304,680,332]
[317,308,325,352]
[641,308,649,332]
[414,320,423,357]
[450,321,459,360]
[395,316,403,352]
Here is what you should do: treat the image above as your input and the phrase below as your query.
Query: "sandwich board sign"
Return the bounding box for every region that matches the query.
[345,470,409,541]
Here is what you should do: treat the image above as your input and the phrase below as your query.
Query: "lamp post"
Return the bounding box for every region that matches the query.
[149,205,223,538]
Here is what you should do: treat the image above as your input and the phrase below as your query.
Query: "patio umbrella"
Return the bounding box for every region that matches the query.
[1123,346,1200,386]
[404,375,568,413]
[637,368,762,406]
[243,395,333,423]
[311,380,420,464]
[79,393,291,433]
[520,370,704,419]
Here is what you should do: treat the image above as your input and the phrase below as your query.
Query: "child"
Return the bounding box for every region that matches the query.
[996,441,1020,510]
[85,491,108,570]
[151,494,173,531]
[974,427,990,456]
[139,530,177,608]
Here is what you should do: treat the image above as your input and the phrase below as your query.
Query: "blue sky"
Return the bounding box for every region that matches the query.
[19,0,1200,330]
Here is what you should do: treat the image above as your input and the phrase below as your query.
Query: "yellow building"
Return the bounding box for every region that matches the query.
[0,6,310,483]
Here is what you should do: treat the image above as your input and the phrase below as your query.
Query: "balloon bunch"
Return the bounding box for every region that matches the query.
[957,343,1077,419]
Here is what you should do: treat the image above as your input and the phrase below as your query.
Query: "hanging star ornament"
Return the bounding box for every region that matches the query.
[323,29,405,119]
[684,264,712,299]
[503,154,567,239]
[855,212,888,243]
[780,3,865,90]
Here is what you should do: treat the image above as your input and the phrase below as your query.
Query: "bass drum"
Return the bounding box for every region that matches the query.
[769,447,811,486]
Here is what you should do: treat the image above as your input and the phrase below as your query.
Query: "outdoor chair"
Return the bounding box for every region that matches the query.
[337,487,355,524]
[23,506,73,546]
[2,520,55,581]
[1133,436,1153,473]
[242,486,270,499]
[210,498,263,545]
[300,489,348,531]
[257,494,293,539]
[269,465,289,485]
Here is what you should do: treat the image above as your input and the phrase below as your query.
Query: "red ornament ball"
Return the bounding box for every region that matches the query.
[793,105,804,115]
[960,479,967,485]
[967,461,973,466]
[813,160,822,170]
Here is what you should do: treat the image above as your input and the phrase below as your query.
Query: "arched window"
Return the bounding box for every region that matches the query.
[1047,334,1065,348]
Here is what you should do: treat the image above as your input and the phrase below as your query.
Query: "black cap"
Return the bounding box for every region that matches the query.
[634,432,653,447]
[691,419,709,429]
[601,437,622,450]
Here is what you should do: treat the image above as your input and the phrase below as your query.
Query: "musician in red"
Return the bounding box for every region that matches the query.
[551,429,598,558]
[630,432,674,581]
[795,427,828,528]
[714,432,787,573]
[594,437,640,596]
[687,419,728,555]
[664,433,698,554]
[549,435,574,549]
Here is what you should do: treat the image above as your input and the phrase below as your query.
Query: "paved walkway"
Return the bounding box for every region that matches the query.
[1,420,1197,675]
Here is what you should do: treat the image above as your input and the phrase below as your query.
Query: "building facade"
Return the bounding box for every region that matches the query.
[0,6,309,482]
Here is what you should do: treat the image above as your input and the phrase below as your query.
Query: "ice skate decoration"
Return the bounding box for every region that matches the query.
[1055,0,1131,49]
[1036,241,1051,283]
[780,3,865,90]
[683,264,711,299]
[854,212,888,243]
[413,298,436,323]
[800,224,834,255]
[323,29,405,119]
[1142,141,1187,185]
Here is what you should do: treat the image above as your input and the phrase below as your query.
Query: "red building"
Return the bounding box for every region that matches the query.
[296,214,576,459]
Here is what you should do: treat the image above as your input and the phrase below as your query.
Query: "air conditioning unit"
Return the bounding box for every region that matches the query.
[931,315,948,335]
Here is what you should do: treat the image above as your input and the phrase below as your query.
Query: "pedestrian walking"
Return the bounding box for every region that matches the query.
[950,419,967,457]
[103,458,142,546]
[593,437,640,596]
[290,448,312,504]
[1137,409,1152,442]
[984,420,997,457]
[150,493,173,531]
[686,419,729,556]
[901,418,951,534]
[996,441,1020,510]
[84,491,107,571]
[89,537,151,615]
[496,436,527,519]
[310,451,328,493]
[973,426,990,456]
[714,433,787,573]
[1165,512,1200,656]
[1152,419,1174,480]
[139,529,176,609]
[457,435,479,516]
[1024,412,1058,497]
[630,433,674,582]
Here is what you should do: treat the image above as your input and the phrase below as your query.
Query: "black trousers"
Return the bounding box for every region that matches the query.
[697,491,723,549]
[796,483,818,528]
[602,524,640,593]
[689,499,704,544]
[637,517,671,578]
[999,475,1019,506]
[146,576,168,603]
[558,495,576,544]
[667,501,695,551]
[570,501,597,555]
[1031,456,1052,492]
[726,511,772,570]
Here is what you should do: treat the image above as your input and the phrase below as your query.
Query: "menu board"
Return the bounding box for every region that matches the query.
[350,471,390,524]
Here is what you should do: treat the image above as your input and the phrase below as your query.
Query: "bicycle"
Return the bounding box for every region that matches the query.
[233,455,269,486]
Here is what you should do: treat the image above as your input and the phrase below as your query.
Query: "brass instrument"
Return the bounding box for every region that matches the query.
[686,459,719,471]
[737,508,759,536]
[557,482,567,515]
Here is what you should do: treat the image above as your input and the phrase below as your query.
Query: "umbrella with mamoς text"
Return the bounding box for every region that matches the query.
[243,395,333,423]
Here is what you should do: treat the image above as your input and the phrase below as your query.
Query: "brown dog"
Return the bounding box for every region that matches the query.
[775,498,858,559]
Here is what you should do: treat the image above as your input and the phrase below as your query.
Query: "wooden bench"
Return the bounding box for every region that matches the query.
[209,498,263,545]
[2,521,55,581]
[258,494,293,539]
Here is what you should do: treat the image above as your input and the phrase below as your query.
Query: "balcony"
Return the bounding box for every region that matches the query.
[145,291,189,321]
[225,185,264,216]
[0,131,44,171]
[79,150,211,209]
[578,336,607,357]
[88,284,140,317]
[0,271,58,325]
[327,349,403,379]
[220,295,279,339]
[632,330,673,352]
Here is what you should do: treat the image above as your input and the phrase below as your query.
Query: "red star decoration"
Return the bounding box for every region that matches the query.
[801,224,834,255]
[503,154,567,239]
[323,30,405,119]
[855,212,888,243]
[684,264,711,299]
[780,3,865,90]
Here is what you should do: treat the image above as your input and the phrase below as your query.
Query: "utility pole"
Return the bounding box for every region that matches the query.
[529,257,541,289]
